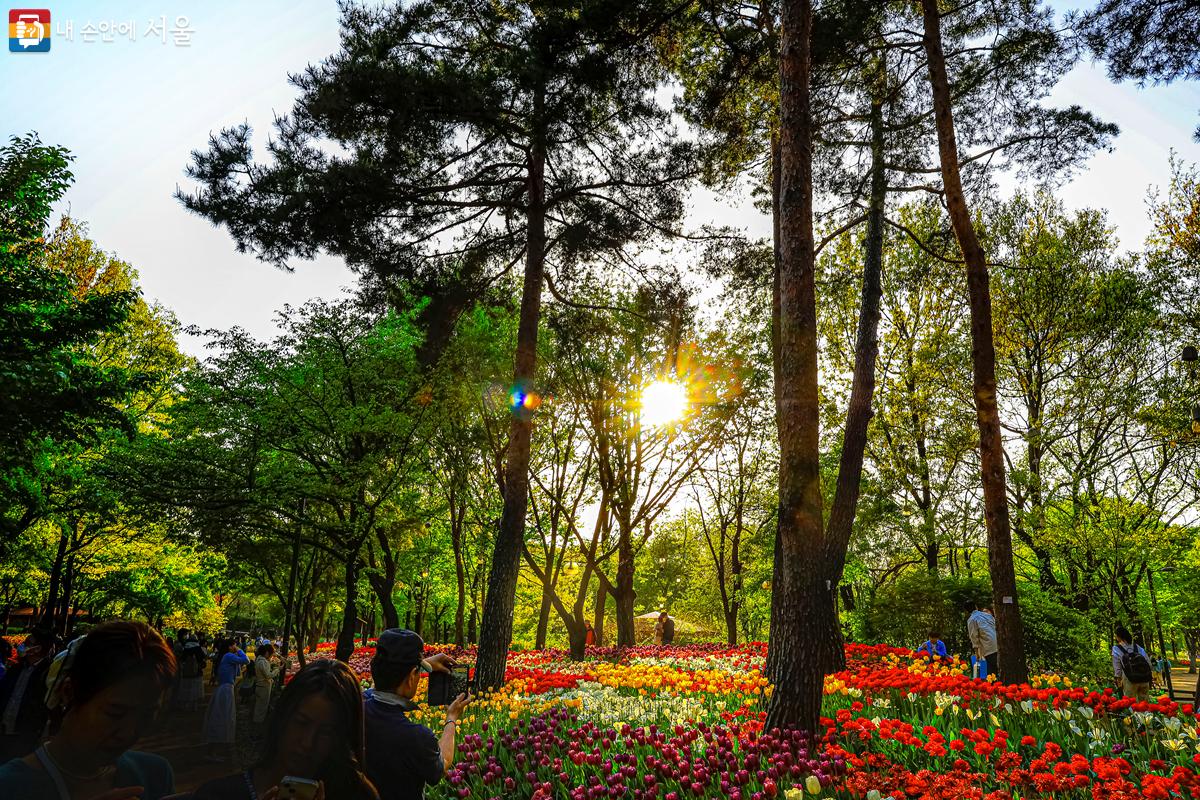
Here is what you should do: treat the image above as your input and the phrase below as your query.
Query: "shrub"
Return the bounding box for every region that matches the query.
[1018,586,1107,680]
[859,572,988,658]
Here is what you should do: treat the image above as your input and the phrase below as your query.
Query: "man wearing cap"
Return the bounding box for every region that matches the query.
[364,629,470,800]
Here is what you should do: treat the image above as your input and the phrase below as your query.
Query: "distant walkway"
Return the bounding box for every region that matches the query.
[1164,670,1198,703]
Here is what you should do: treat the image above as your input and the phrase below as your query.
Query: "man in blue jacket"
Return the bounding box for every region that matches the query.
[917,632,948,660]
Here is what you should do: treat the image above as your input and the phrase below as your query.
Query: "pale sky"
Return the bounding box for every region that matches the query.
[4,1,1199,357]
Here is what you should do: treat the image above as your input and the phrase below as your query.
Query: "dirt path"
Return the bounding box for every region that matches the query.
[140,681,266,793]
[1164,670,1197,703]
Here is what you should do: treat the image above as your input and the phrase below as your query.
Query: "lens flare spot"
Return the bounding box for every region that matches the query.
[639,380,689,427]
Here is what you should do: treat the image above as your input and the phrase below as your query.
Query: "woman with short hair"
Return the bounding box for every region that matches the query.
[0,620,178,799]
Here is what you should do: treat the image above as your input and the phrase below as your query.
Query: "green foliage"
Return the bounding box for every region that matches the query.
[858,572,988,658]
[178,0,693,366]
[89,538,226,627]
[1079,1,1200,140]
[821,201,977,578]
[634,515,708,616]
[1017,586,1107,680]
[143,299,428,547]
[0,136,142,548]
[1147,154,1200,351]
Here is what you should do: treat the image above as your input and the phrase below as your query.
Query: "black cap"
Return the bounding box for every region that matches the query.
[375,628,424,665]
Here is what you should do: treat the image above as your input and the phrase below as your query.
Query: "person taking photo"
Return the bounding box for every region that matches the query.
[362,629,469,800]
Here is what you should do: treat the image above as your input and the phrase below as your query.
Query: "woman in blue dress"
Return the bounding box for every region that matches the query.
[202,640,249,763]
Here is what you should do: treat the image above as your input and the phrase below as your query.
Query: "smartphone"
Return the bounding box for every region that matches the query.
[427,664,472,706]
[279,776,320,800]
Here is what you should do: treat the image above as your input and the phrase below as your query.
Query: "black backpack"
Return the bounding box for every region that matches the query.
[1119,644,1153,684]
[181,644,206,679]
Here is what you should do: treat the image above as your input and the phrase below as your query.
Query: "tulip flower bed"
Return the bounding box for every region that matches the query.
[293,640,1200,799]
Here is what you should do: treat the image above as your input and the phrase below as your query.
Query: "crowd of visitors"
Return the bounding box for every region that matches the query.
[0,624,469,799]
[0,622,176,799]
[0,629,54,762]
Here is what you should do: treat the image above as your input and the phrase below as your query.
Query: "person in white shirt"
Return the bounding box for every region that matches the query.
[965,601,999,680]
[252,643,282,727]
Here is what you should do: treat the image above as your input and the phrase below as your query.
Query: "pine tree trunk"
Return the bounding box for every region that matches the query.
[58,558,75,638]
[727,537,741,646]
[568,623,587,660]
[924,535,940,575]
[919,0,1027,684]
[593,582,607,647]
[452,502,467,648]
[369,528,400,630]
[475,103,547,690]
[767,0,825,733]
[41,520,69,632]
[1018,423,1059,590]
[454,554,466,648]
[535,581,552,650]
[818,64,888,675]
[614,525,636,647]
[335,559,358,662]
[765,132,785,687]
[367,572,400,630]
[415,591,426,639]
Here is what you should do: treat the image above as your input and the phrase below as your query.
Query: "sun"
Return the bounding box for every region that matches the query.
[639,379,689,428]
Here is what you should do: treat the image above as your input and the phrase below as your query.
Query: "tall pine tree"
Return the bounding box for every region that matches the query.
[178,0,693,685]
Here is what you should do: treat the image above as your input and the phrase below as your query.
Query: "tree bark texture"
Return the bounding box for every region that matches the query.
[818,65,888,675]
[767,0,826,733]
[919,0,1028,684]
[335,558,358,662]
[475,104,547,690]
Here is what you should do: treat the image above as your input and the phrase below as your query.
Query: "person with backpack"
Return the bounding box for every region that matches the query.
[177,635,207,712]
[1112,625,1153,701]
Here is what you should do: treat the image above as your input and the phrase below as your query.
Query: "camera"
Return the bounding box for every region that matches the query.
[279,776,320,800]
[426,664,472,706]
